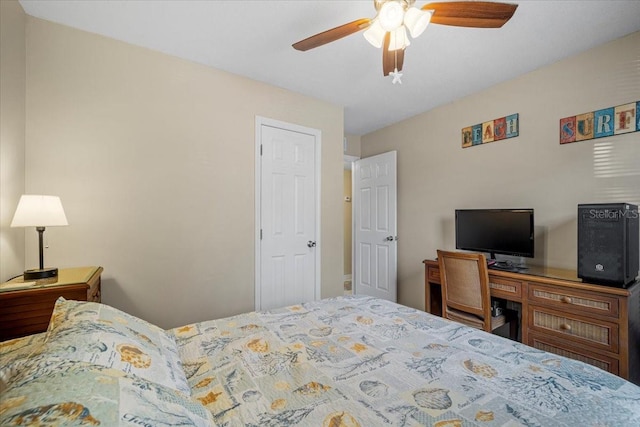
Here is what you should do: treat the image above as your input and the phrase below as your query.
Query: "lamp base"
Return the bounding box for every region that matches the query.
[23,267,58,281]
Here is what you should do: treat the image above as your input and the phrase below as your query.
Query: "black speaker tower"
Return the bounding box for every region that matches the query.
[578,203,639,287]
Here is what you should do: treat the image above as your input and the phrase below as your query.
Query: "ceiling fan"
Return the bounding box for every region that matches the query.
[292,1,518,81]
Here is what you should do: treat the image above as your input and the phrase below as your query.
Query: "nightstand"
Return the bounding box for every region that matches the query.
[0,266,103,341]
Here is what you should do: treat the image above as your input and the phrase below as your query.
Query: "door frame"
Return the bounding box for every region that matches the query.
[254,116,322,311]
[344,155,359,287]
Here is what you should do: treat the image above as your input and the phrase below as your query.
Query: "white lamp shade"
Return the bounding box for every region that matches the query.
[388,26,410,51]
[11,195,69,227]
[378,1,404,31]
[363,19,386,48]
[404,7,432,38]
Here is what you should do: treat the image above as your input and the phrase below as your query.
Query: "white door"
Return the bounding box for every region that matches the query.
[255,117,321,311]
[353,151,397,302]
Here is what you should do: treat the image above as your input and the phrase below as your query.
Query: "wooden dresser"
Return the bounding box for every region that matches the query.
[423,260,640,385]
[0,266,103,341]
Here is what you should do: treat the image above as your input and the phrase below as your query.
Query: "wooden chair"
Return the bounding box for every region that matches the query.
[437,250,518,340]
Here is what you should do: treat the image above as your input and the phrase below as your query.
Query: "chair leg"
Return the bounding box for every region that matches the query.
[509,316,519,342]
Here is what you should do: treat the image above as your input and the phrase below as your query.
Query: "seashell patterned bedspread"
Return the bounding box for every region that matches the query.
[170,295,640,426]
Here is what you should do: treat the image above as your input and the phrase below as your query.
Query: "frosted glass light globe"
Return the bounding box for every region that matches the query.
[379,1,404,32]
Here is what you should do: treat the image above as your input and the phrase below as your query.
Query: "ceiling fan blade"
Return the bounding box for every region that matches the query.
[382,33,404,76]
[423,1,518,28]
[396,48,405,73]
[292,18,371,51]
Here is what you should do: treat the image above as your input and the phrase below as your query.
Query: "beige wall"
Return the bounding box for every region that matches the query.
[0,0,26,282]
[362,32,640,311]
[23,17,344,328]
[344,134,361,157]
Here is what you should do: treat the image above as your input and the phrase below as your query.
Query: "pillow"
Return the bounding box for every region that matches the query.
[0,358,214,426]
[0,333,46,395]
[36,297,191,396]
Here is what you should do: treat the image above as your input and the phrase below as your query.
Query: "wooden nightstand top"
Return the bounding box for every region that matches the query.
[0,266,103,293]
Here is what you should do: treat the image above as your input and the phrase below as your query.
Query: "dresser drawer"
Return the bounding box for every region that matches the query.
[528,331,619,376]
[427,266,441,284]
[528,305,619,354]
[0,285,88,341]
[528,283,619,319]
[490,277,523,301]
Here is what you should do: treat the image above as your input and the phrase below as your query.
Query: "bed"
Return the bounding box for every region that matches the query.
[1,295,639,426]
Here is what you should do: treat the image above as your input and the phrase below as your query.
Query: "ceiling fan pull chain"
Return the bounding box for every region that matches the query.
[391,50,403,84]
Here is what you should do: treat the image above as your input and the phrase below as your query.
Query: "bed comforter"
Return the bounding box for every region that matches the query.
[2,295,639,426]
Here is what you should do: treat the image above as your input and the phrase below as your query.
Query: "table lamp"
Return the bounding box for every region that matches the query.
[10,195,68,280]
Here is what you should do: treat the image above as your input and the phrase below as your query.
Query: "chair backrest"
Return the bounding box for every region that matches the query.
[437,250,492,332]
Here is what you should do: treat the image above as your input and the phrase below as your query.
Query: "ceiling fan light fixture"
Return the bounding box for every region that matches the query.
[404,7,432,38]
[378,1,405,32]
[363,19,386,48]
[388,26,410,51]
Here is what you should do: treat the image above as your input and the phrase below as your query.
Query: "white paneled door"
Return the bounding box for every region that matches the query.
[354,151,397,302]
[255,117,320,311]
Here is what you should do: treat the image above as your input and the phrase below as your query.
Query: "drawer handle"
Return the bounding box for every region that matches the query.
[560,323,572,331]
[560,296,572,304]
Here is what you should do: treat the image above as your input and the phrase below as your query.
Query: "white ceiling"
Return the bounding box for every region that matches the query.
[18,0,640,136]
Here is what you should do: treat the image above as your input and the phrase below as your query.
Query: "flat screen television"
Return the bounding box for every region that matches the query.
[455,209,534,260]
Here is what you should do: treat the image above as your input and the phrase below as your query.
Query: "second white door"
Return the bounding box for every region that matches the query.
[353,151,397,302]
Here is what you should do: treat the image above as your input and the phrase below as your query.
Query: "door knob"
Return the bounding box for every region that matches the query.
[307,241,316,248]
[385,236,398,241]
